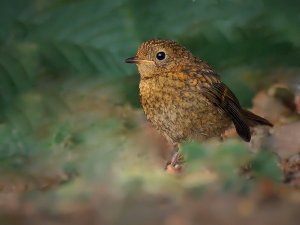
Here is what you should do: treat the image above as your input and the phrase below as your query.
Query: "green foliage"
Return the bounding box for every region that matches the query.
[182,140,282,192]
[1,0,300,112]
[252,150,282,182]
[183,140,251,169]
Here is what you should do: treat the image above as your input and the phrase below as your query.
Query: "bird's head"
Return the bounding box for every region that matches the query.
[125,39,194,79]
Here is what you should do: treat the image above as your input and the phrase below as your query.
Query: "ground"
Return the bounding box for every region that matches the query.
[0,75,299,225]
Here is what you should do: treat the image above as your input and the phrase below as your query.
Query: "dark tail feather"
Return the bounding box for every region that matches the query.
[242,109,273,127]
[224,102,251,142]
[231,109,272,142]
[232,116,251,142]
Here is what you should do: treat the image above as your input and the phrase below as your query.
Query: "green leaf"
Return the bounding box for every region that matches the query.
[252,150,282,182]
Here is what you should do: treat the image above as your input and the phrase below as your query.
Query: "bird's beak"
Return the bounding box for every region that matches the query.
[125,56,154,64]
[125,56,139,64]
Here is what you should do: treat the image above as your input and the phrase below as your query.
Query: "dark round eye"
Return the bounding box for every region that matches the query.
[156,51,166,60]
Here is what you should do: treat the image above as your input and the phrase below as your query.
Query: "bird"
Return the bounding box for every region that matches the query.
[125,39,272,167]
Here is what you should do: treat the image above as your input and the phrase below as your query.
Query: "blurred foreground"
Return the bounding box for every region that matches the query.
[0,75,300,225]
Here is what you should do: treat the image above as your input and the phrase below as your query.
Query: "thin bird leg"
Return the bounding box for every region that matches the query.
[170,150,181,167]
[166,143,185,169]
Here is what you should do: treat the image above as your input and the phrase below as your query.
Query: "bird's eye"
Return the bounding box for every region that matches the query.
[156,51,166,60]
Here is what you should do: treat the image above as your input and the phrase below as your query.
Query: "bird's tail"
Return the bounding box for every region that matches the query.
[231,109,272,142]
[242,109,273,127]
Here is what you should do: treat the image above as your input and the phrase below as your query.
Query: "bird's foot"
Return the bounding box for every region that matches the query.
[165,151,185,174]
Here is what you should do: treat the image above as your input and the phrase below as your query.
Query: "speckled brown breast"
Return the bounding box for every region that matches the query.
[139,72,232,144]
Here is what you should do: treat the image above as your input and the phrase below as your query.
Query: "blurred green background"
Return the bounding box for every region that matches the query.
[0,0,300,224]
[1,0,300,111]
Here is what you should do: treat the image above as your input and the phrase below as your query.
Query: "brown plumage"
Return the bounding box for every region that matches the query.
[125,39,272,146]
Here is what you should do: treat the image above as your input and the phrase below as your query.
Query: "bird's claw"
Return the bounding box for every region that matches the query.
[165,151,185,174]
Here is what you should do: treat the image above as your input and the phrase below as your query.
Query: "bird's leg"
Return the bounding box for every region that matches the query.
[165,143,185,172]
[170,145,185,167]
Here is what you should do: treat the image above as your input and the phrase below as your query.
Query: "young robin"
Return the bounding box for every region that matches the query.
[125,39,272,168]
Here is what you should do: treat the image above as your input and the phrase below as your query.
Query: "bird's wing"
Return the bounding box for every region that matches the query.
[183,61,220,81]
[200,81,251,142]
